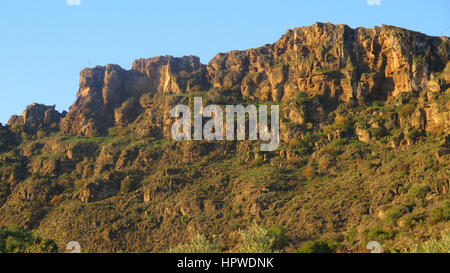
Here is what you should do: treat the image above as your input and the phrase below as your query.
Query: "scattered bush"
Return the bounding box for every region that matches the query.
[430,207,445,223]
[295,91,310,105]
[267,226,290,250]
[403,214,424,228]
[297,240,339,253]
[333,115,353,133]
[108,127,118,137]
[331,138,347,147]
[409,184,430,199]
[364,227,394,242]
[167,234,221,253]
[430,202,450,223]
[444,202,450,220]
[407,129,422,142]
[408,229,450,253]
[398,104,416,119]
[385,207,406,226]
[288,132,319,156]
[0,227,58,253]
[239,224,278,253]
[314,67,337,76]
[368,127,387,139]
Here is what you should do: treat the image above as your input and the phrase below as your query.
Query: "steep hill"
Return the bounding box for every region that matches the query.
[0,23,449,253]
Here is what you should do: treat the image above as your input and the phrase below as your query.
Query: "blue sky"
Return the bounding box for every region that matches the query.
[1,0,449,124]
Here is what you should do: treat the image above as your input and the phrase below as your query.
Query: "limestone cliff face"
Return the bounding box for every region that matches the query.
[60,64,126,136]
[132,55,208,94]
[59,56,208,136]
[207,23,449,102]
[422,64,450,134]
[59,23,450,136]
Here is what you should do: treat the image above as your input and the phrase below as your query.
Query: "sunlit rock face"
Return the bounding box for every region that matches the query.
[59,23,450,136]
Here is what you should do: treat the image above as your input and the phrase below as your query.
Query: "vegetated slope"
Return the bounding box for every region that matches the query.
[0,23,449,253]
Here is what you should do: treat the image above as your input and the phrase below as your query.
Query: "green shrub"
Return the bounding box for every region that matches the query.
[369,100,386,110]
[167,234,221,253]
[333,115,353,133]
[364,227,394,242]
[107,127,118,137]
[443,202,450,220]
[430,202,450,223]
[267,226,290,250]
[331,138,347,147]
[0,227,57,253]
[409,184,430,199]
[314,67,337,76]
[295,91,309,105]
[408,230,450,253]
[288,132,319,156]
[385,207,406,226]
[430,207,445,223]
[239,224,278,253]
[403,214,424,228]
[407,129,422,142]
[398,104,416,119]
[368,127,387,139]
[297,240,339,253]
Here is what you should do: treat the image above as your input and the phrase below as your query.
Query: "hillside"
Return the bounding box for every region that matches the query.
[0,22,449,253]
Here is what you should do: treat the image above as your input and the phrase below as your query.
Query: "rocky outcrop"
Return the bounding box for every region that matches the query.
[8,103,62,130]
[423,64,450,134]
[355,125,371,143]
[207,23,449,102]
[56,23,449,137]
[59,56,208,136]
[132,55,209,94]
[79,178,120,203]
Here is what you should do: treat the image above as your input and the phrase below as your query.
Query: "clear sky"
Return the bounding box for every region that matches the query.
[1,0,449,124]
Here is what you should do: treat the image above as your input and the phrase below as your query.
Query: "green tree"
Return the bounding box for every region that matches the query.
[239,224,278,253]
[0,227,57,253]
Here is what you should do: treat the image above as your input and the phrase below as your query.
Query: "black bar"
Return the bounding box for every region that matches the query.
[1,253,447,272]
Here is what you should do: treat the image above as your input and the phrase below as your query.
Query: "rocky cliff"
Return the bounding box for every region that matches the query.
[59,56,208,136]
[58,22,449,137]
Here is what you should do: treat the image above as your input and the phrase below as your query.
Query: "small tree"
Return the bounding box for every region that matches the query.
[239,224,277,253]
